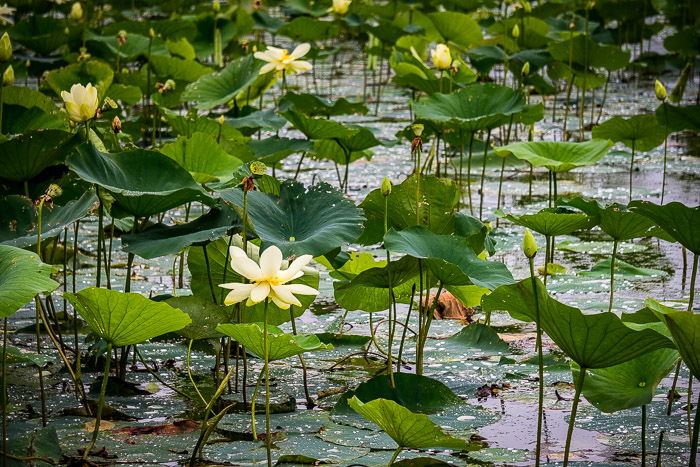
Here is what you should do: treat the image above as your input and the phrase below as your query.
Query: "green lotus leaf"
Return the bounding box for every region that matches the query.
[248,137,313,164]
[121,204,239,259]
[495,208,596,236]
[628,201,700,254]
[333,255,422,313]
[159,132,243,183]
[358,174,459,245]
[162,110,252,157]
[414,84,526,132]
[494,139,612,172]
[0,345,53,366]
[105,84,143,105]
[181,55,262,110]
[66,143,213,218]
[658,311,700,379]
[571,348,678,413]
[1,106,65,134]
[277,16,340,42]
[149,55,213,82]
[592,115,667,152]
[0,85,59,114]
[347,397,475,451]
[0,190,97,248]
[577,258,667,280]
[187,235,319,324]
[280,92,368,117]
[655,103,700,133]
[216,323,332,361]
[165,296,229,341]
[219,181,363,257]
[548,35,630,70]
[281,109,359,140]
[440,323,511,357]
[427,11,483,48]
[10,15,68,55]
[383,227,513,289]
[597,205,657,241]
[225,109,287,133]
[0,130,79,182]
[43,59,114,100]
[0,246,58,319]
[64,287,191,346]
[481,278,673,368]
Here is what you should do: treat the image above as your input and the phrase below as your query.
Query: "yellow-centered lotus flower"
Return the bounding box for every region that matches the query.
[219,244,318,309]
[254,43,312,75]
[431,44,452,70]
[61,83,99,123]
[0,4,16,26]
[70,2,83,20]
[331,0,351,14]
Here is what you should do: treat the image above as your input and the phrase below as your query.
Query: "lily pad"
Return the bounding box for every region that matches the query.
[64,287,192,346]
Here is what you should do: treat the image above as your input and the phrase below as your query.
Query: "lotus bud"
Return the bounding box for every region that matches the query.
[112,115,122,134]
[331,0,351,15]
[381,177,392,197]
[411,123,424,137]
[70,2,83,20]
[249,161,267,177]
[431,44,452,70]
[212,0,220,12]
[25,59,30,69]
[64,27,70,35]
[655,80,666,101]
[46,184,63,199]
[217,115,225,125]
[521,61,530,76]
[522,1,532,13]
[522,229,537,258]
[512,24,520,38]
[2,65,14,87]
[0,33,11,62]
[148,28,156,39]
[117,30,127,46]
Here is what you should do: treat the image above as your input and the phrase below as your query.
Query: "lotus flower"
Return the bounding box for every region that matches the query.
[431,44,452,70]
[219,244,318,309]
[61,83,99,123]
[331,0,351,14]
[0,3,15,25]
[254,43,313,75]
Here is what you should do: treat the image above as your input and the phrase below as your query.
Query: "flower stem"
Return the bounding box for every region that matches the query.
[83,342,112,460]
[262,299,272,467]
[563,367,586,467]
[529,258,544,467]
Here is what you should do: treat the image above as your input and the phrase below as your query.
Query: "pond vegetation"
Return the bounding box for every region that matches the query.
[0,0,699,465]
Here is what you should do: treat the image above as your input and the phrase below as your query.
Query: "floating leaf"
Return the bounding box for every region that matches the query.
[65,287,191,346]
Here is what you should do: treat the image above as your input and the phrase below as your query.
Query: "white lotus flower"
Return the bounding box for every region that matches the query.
[219,244,318,309]
[253,43,313,75]
[0,4,16,25]
[61,83,99,123]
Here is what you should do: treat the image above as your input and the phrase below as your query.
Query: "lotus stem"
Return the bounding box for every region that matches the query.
[689,390,700,467]
[608,239,619,313]
[2,317,7,467]
[388,446,403,465]
[83,342,112,460]
[289,306,313,406]
[667,359,682,415]
[529,258,545,467]
[563,366,586,466]
[687,377,693,445]
[35,198,48,426]
[544,235,551,287]
[479,129,492,221]
[262,299,272,467]
[688,253,697,312]
[467,132,475,215]
[186,339,208,407]
[642,404,647,466]
[397,284,416,373]
[629,141,636,203]
[385,195,396,388]
[661,104,669,204]
[250,369,264,439]
[202,244,217,303]
[655,430,665,466]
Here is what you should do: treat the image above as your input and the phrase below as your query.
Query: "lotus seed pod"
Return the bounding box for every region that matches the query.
[411,123,424,137]
[249,161,267,176]
[112,116,122,134]
[103,97,117,109]
[148,28,155,38]
[655,80,666,101]
[523,229,537,258]
[46,184,63,199]
[381,176,392,197]
[2,64,14,87]
[217,115,225,125]
[0,32,11,62]
[512,24,520,38]
[212,0,220,12]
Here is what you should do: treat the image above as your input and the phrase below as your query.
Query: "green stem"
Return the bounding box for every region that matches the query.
[478,130,491,221]
[96,186,104,288]
[35,199,48,426]
[467,132,475,215]
[262,299,272,467]
[689,390,699,467]
[2,317,7,467]
[688,253,697,312]
[563,367,586,467]
[642,404,647,466]
[388,446,403,466]
[629,141,636,203]
[608,239,618,313]
[529,258,544,467]
[661,103,669,204]
[187,339,208,407]
[396,285,416,373]
[83,342,112,460]
[0,85,4,135]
